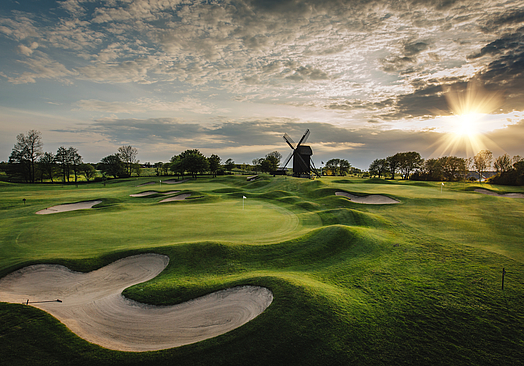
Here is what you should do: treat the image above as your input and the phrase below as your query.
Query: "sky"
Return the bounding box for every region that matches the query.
[1,0,523,169]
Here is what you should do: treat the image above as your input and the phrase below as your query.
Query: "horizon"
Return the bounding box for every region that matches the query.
[1,0,523,170]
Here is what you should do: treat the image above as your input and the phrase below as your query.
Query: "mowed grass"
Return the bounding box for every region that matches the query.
[1,176,524,366]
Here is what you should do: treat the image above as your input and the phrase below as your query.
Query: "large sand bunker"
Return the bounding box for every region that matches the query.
[159,193,192,202]
[335,191,399,204]
[36,200,102,214]
[0,254,273,352]
[474,188,524,198]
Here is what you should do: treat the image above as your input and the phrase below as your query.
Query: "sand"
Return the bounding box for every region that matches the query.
[0,254,273,352]
[36,200,103,215]
[335,191,400,204]
[159,193,192,202]
[474,188,524,198]
[130,191,180,197]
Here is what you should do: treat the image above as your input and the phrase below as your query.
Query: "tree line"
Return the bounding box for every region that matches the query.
[3,130,244,183]
[368,150,524,185]
[4,130,524,186]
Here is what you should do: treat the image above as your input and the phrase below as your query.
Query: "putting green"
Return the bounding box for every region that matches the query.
[14,200,301,260]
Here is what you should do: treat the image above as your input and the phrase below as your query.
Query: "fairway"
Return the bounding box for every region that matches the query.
[1,175,524,366]
[1,194,304,270]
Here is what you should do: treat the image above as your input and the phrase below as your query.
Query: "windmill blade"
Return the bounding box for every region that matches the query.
[310,159,321,177]
[283,133,296,150]
[281,151,293,168]
[296,129,310,148]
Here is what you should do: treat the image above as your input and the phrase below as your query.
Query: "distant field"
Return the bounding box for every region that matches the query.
[1,176,523,366]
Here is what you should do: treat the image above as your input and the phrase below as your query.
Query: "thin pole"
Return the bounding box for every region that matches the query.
[502,268,506,290]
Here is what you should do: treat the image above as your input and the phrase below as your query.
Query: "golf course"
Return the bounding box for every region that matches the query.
[1,175,524,365]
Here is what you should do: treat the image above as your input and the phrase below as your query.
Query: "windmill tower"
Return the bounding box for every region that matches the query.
[280,129,320,178]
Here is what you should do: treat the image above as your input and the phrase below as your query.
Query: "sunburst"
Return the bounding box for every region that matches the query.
[431,80,503,158]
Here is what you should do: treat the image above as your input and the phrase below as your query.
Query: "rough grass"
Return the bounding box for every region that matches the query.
[1,175,524,366]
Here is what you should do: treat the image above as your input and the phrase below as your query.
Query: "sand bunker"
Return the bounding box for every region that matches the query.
[0,254,273,352]
[474,188,524,198]
[335,191,399,204]
[159,193,192,202]
[130,191,180,197]
[36,200,102,215]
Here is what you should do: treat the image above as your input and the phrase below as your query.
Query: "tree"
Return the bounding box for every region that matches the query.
[38,152,56,183]
[325,159,340,176]
[208,154,222,177]
[339,159,351,176]
[494,154,512,173]
[69,147,83,183]
[169,155,184,177]
[386,154,401,179]
[179,149,209,178]
[118,145,139,176]
[260,152,281,173]
[225,158,235,173]
[397,152,423,179]
[55,147,82,183]
[98,154,125,178]
[440,156,465,182]
[266,151,282,166]
[80,163,97,182]
[154,162,164,176]
[368,158,388,178]
[473,150,493,182]
[9,129,43,183]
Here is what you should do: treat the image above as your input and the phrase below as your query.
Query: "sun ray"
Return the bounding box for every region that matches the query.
[431,80,504,158]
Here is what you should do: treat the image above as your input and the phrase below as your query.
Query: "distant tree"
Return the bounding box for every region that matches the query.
[440,156,465,182]
[494,154,512,174]
[261,152,281,173]
[225,158,236,173]
[118,145,139,176]
[368,158,388,178]
[208,154,222,177]
[80,163,97,182]
[154,162,163,176]
[179,149,209,178]
[266,151,282,166]
[473,150,493,182]
[397,152,423,179]
[99,154,125,178]
[69,147,83,183]
[325,158,340,176]
[38,152,56,183]
[8,130,43,183]
[386,154,401,179]
[251,158,262,173]
[339,159,351,176]
[169,155,184,177]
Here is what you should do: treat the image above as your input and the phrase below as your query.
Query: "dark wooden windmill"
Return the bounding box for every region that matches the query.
[280,129,320,178]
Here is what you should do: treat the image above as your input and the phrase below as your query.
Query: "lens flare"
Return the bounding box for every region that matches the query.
[431,80,503,157]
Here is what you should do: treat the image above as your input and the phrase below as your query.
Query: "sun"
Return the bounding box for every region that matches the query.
[430,80,504,158]
[453,112,481,137]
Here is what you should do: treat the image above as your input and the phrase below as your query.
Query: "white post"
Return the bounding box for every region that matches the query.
[243,196,246,210]
[441,182,444,193]
[160,180,162,187]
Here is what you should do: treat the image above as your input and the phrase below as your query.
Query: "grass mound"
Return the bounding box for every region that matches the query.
[1,175,524,365]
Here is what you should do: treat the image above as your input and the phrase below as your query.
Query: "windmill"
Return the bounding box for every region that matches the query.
[280,129,320,178]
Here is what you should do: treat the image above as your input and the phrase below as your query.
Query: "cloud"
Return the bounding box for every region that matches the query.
[17,42,38,56]
[74,97,222,114]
